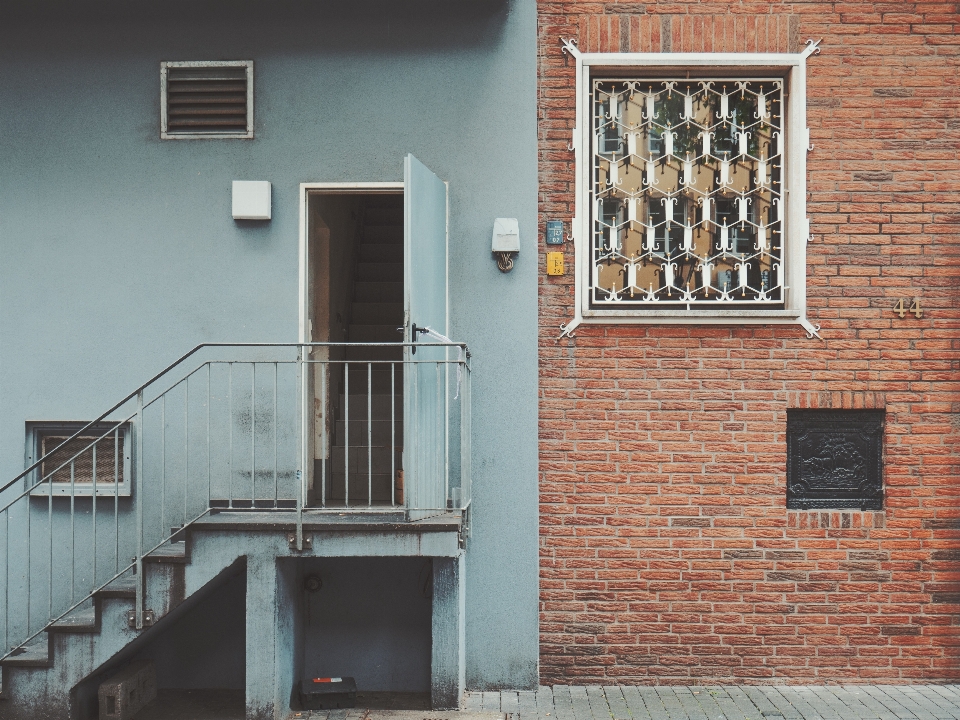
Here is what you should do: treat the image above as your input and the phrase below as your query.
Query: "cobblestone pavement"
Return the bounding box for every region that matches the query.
[464,686,960,720]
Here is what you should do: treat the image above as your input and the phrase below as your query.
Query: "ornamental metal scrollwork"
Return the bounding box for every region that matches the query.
[591,78,785,309]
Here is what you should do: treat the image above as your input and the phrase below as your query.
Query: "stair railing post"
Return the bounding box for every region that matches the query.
[135,389,145,630]
[295,345,305,551]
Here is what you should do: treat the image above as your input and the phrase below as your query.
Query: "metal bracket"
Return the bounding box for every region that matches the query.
[287,533,312,551]
[799,317,823,340]
[560,37,581,59]
[127,609,155,628]
[558,316,582,339]
[802,39,823,58]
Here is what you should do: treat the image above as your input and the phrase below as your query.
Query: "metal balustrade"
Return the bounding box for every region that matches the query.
[0,342,470,664]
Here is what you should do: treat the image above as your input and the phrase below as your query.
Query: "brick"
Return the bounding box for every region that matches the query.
[538,0,960,685]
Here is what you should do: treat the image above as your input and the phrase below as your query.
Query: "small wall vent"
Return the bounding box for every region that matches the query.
[161,61,253,139]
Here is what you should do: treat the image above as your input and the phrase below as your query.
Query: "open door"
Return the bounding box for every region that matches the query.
[402,155,448,514]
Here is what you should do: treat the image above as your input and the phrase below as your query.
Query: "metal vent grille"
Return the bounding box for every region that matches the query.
[161,61,253,139]
[41,432,124,484]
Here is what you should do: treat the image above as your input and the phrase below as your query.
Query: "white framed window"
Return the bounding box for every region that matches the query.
[560,40,820,338]
[160,61,254,140]
[26,421,132,497]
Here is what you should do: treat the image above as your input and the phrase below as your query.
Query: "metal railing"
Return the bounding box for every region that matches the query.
[0,342,470,663]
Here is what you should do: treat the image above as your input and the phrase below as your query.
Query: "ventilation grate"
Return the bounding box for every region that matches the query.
[41,432,124,484]
[162,62,253,138]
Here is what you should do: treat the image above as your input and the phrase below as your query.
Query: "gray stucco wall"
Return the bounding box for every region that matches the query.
[0,0,538,691]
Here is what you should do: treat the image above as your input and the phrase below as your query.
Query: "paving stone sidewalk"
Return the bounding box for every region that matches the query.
[464,686,960,720]
[286,687,960,720]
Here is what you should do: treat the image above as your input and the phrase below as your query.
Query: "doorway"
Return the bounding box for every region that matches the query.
[305,190,404,508]
[299,157,451,513]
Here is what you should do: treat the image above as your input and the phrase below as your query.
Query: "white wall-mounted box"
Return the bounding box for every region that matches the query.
[492,217,520,253]
[232,180,272,220]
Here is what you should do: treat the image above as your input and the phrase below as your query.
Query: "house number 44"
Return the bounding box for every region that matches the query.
[893,297,922,319]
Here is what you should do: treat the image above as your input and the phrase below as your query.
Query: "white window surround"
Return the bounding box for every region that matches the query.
[558,38,822,339]
[26,421,132,497]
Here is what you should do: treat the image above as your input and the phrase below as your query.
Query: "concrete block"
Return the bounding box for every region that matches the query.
[98,659,156,720]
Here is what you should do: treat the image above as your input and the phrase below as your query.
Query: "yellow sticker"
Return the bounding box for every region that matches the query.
[546,252,564,276]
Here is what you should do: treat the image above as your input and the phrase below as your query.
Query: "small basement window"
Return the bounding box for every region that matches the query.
[161,61,254,140]
[26,422,132,497]
[786,410,884,511]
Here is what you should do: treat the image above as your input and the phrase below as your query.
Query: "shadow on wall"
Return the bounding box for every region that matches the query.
[5,0,511,51]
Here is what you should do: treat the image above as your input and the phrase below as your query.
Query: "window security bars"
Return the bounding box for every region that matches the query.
[592,79,784,308]
[0,342,470,666]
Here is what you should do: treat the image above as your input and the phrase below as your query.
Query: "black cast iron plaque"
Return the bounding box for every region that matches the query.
[786,410,884,510]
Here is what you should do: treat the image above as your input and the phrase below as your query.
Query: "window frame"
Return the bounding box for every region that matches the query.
[560,41,820,338]
[26,421,132,497]
[160,60,254,140]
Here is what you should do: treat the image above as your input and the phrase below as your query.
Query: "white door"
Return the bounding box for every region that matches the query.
[402,154,448,512]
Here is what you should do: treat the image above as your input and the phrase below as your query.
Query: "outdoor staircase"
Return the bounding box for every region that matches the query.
[0,532,238,720]
[331,197,404,505]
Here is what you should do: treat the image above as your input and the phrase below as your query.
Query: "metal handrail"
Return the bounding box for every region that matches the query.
[0,341,466,498]
[0,341,471,666]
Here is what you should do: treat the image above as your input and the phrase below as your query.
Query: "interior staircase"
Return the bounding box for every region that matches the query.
[330,196,404,506]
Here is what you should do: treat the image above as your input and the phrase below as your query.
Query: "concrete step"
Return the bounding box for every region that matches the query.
[48,603,98,634]
[349,324,402,343]
[2,637,51,667]
[96,574,137,599]
[351,302,403,325]
[362,224,402,243]
[144,541,188,564]
[337,362,403,397]
[343,345,403,362]
[328,473,396,503]
[338,394,402,419]
[363,206,403,225]
[355,281,403,302]
[331,445,401,474]
[335,419,404,446]
[359,243,403,263]
[356,262,402,282]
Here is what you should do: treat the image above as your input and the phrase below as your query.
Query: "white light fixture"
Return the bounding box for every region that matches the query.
[232,181,271,220]
[492,217,520,272]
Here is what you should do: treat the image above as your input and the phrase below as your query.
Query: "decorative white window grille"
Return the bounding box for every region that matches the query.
[161,61,254,140]
[592,79,784,307]
[560,40,821,338]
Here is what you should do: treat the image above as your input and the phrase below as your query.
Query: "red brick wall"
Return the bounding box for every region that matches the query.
[538,1,960,683]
